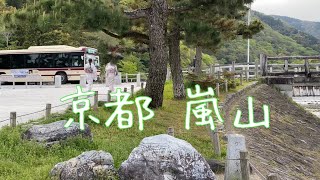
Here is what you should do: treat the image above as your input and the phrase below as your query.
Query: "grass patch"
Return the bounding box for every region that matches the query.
[0,81,254,180]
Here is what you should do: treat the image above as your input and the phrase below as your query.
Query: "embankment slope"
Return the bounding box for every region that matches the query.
[229,84,320,180]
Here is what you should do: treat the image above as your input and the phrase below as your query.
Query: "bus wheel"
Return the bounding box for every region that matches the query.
[56,72,68,84]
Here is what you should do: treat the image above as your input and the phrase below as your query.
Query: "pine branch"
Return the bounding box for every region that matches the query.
[102,29,149,44]
[124,8,149,19]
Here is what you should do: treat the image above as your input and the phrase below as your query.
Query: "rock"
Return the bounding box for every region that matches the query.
[206,159,225,173]
[22,120,92,146]
[50,150,118,180]
[119,134,216,180]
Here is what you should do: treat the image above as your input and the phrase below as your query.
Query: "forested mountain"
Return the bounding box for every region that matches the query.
[273,15,320,40]
[255,12,320,52]
[213,12,320,64]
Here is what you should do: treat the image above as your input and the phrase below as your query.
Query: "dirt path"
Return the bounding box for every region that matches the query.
[225,84,320,180]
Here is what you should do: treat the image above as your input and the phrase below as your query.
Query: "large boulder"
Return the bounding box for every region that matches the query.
[22,120,92,146]
[119,134,216,180]
[50,150,118,180]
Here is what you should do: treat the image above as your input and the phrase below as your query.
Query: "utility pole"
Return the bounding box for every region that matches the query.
[247,4,251,80]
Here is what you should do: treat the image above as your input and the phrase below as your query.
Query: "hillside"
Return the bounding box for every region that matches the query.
[255,12,320,52]
[214,15,319,64]
[229,84,320,179]
[273,15,320,40]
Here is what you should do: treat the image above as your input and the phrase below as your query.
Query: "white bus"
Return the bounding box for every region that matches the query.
[0,45,100,84]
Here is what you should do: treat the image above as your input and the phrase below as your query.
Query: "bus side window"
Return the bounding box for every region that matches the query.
[11,54,26,69]
[26,54,40,68]
[0,55,11,69]
[39,54,54,68]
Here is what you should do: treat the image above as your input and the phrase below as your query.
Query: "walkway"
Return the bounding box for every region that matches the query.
[0,83,141,128]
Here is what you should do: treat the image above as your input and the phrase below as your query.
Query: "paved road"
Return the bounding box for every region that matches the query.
[0,83,141,128]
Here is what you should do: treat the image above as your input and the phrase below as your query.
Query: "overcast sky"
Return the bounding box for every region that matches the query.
[252,0,320,22]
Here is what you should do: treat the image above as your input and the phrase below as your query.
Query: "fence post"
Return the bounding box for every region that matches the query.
[125,73,128,83]
[45,103,51,120]
[131,85,134,97]
[240,151,250,180]
[260,54,268,76]
[232,61,235,72]
[212,64,216,77]
[217,71,221,80]
[141,82,144,90]
[255,60,259,78]
[284,59,289,72]
[137,73,141,87]
[245,67,249,82]
[206,95,221,157]
[240,73,243,86]
[93,91,98,111]
[225,80,228,93]
[316,66,319,72]
[167,127,174,136]
[216,83,220,97]
[10,112,17,127]
[116,72,122,85]
[13,78,16,89]
[212,131,221,156]
[107,90,112,102]
[267,174,279,180]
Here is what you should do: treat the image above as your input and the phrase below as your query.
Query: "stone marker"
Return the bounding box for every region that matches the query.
[119,134,216,180]
[55,75,62,88]
[50,150,118,180]
[224,134,247,180]
[80,75,86,88]
[22,120,92,146]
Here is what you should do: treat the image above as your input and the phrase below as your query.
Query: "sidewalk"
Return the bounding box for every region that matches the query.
[0,83,141,128]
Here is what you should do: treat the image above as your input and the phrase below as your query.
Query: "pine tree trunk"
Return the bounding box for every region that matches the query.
[145,0,168,108]
[194,46,202,75]
[169,27,186,99]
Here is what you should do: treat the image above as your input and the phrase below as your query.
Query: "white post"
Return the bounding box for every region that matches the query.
[125,73,128,83]
[115,72,122,85]
[137,73,141,87]
[40,75,43,88]
[55,75,62,88]
[269,66,273,73]
[166,67,171,81]
[316,66,319,72]
[80,75,86,88]
[225,134,247,180]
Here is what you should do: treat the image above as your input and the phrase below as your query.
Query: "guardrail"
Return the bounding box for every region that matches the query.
[0,83,148,128]
[0,74,43,89]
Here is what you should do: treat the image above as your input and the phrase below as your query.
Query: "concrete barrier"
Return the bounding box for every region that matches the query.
[80,75,86,88]
[55,75,62,88]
